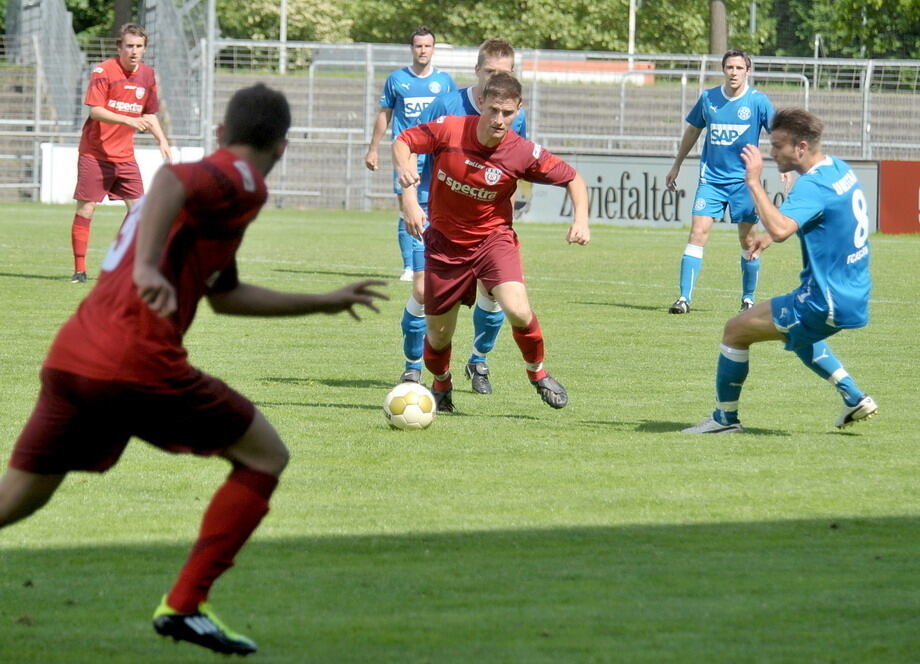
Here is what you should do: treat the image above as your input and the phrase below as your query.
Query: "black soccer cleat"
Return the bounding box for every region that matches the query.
[465,362,493,394]
[668,297,690,314]
[432,387,455,413]
[70,271,87,284]
[531,375,568,409]
[739,298,754,312]
[153,597,257,656]
[399,367,422,384]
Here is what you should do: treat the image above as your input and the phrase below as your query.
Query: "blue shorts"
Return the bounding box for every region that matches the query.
[391,155,428,194]
[771,291,841,351]
[399,203,428,272]
[692,180,757,224]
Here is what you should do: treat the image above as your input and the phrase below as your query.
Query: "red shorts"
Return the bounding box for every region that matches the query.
[73,154,144,202]
[423,226,525,316]
[10,367,256,474]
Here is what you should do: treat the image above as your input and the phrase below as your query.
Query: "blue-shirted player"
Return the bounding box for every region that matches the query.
[666,49,788,314]
[364,26,455,281]
[396,38,526,394]
[683,108,878,434]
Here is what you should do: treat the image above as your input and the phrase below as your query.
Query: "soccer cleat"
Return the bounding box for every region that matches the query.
[70,271,87,284]
[153,596,257,656]
[465,362,493,395]
[399,269,414,282]
[531,375,568,409]
[431,387,454,413]
[740,298,754,312]
[681,416,743,434]
[399,368,421,383]
[669,298,690,314]
[834,395,878,429]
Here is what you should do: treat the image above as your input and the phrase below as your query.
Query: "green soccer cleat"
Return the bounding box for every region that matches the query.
[153,596,257,656]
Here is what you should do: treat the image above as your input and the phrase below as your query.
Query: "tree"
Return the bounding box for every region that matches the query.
[218,0,352,42]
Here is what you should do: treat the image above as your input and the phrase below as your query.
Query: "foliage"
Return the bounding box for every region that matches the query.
[217,0,352,42]
[64,0,115,40]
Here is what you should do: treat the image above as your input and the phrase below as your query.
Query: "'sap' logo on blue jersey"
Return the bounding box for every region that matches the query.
[404,96,436,118]
[709,123,751,146]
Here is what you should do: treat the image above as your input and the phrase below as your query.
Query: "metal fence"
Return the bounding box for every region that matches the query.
[1,34,919,206]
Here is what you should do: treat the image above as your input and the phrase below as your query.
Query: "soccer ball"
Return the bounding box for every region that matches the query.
[383,382,436,430]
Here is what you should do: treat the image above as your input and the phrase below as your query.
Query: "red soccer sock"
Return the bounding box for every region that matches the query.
[71,214,91,272]
[424,338,452,383]
[166,466,279,613]
[512,314,547,382]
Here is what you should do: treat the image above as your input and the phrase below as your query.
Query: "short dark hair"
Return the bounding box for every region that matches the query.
[117,23,148,47]
[477,38,515,68]
[772,108,824,146]
[410,26,435,45]
[481,71,522,104]
[222,84,291,150]
[722,48,751,70]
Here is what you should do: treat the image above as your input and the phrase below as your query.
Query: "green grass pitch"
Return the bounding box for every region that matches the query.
[1,202,918,663]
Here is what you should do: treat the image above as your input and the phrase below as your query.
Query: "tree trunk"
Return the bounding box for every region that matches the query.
[709,0,728,55]
[111,0,136,38]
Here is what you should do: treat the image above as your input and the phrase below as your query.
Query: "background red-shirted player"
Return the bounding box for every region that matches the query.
[393,72,590,413]
[70,23,172,284]
[0,84,386,656]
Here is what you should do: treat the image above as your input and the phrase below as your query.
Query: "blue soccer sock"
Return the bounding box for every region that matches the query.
[397,218,414,271]
[469,293,505,364]
[740,250,760,302]
[793,341,865,406]
[713,344,749,425]
[401,296,425,370]
[679,244,704,301]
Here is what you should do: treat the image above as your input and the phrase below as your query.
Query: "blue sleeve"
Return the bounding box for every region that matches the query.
[761,94,775,134]
[514,108,528,139]
[780,176,824,229]
[420,96,445,124]
[445,72,457,93]
[379,72,397,109]
[685,93,706,128]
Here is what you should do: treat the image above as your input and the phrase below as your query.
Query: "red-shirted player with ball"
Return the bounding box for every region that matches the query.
[393,72,590,413]
[0,84,386,656]
[69,23,172,284]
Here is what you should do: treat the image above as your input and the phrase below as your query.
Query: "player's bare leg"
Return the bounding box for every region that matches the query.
[492,281,567,408]
[424,304,461,412]
[154,410,288,656]
[0,468,65,528]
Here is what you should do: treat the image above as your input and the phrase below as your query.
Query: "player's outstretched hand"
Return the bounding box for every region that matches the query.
[134,264,177,317]
[365,148,378,171]
[566,220,590,245]
[323,280,388,320]
[749,232,774,259]
[403,203,427,240]
[741,144,764,183]
[665,166,680,192]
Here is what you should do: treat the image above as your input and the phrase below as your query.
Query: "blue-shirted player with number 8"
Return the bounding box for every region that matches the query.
[666,49,787,314]
[683,108,877,433]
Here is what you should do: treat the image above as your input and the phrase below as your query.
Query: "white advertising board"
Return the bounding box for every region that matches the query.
[520,154,879,231]
[40,144,206,204]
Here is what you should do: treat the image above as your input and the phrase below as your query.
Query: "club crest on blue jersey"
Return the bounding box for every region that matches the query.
[737,106,751,120]
[429,81,442,94]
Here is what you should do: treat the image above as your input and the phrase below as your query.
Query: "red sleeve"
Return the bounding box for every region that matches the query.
[169,161,240,224]
[524,145,576,186]
[143,66,160,114]
[84,64,110,107]
[397,120,443,155]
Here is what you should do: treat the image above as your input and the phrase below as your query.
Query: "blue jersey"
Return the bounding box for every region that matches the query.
[414,86,529,203]
[379,67,456,137]
[780,156,872,329]
[687,85,774,185]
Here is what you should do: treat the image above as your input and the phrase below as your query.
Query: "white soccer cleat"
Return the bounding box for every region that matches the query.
[682,415,743,434]
[399,269,414,282]
[834,395,878,429]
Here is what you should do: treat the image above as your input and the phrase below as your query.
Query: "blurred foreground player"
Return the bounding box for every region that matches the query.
[683,109,877,433]
[0,84,386,655]
[394,72,589,413]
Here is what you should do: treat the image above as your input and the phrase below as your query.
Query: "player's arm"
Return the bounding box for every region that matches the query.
[564,173,590,245]
[392,137,426,239]
[208,281,387,321]
[741,144,799,250]
[133,167,186,317]
[365,107,393,171]
[89,105,151,132]
[142,113,173,163]
[666,124,703,191]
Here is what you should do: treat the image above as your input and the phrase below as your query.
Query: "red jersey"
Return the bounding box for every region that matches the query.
[45,149,267,386]
[398,114,575,246]
[78,57,160,162]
